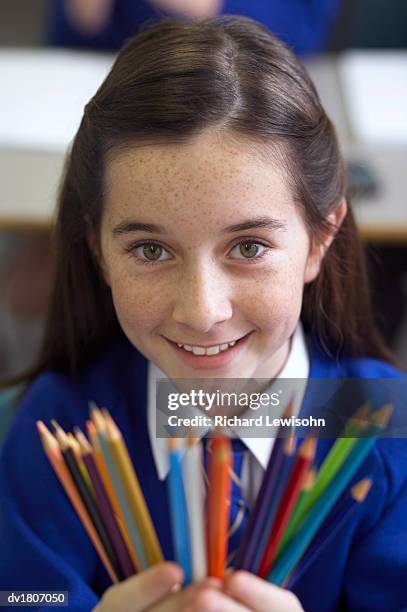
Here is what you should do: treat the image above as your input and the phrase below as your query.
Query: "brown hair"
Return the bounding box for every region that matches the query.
[5,15,393,387]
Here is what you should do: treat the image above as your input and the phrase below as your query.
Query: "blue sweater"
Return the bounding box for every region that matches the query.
[0,338,406,611]
[47,0,340,55]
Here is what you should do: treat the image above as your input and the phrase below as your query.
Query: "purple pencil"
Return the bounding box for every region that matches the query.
[235,402,295,571]
[75,428,135,579]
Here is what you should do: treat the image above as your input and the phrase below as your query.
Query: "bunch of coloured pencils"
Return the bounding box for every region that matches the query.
[37,406,163,584]
[165,403,391,587]
[37,401,391,589]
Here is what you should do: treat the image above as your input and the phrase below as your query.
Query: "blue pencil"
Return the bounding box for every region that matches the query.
[268,405,391,585]
[91,407,149,570]
[167,438,192,585]
[286,477,372,588]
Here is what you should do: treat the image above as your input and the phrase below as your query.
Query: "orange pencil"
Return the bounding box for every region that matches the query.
[258,437,317,578]
[36,420,118,583]
[206,435,232,579]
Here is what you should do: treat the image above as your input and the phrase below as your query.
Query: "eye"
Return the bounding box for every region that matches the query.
[230,240,270,260]
[129,242,171,264]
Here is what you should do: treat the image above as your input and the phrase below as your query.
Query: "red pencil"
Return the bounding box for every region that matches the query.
[206,435,232,579]
[258,437,316,578]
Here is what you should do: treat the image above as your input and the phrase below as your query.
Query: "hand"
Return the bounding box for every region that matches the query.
[224,571,305,612]
[93,563,225,612]
[93,564,304,612]
[64,0,114,35]
[147,0,223,19]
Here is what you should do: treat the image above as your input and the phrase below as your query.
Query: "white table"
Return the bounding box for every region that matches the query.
[1,49,407,242]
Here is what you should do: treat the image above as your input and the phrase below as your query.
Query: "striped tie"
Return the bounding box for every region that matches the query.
[203,437,251,568]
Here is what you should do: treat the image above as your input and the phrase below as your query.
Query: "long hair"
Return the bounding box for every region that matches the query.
[6,16,393,387]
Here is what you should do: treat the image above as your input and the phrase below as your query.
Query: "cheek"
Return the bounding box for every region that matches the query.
[108,265,170,332]
[241,252,307,333]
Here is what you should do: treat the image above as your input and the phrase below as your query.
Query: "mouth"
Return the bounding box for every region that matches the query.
[163,331,253,370]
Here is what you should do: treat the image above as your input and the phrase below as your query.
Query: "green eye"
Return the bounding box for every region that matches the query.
[142,243,163,261]
[229,240,269,262]
[239,241,260,258]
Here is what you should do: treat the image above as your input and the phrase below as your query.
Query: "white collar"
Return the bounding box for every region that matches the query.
[147,324,310,480]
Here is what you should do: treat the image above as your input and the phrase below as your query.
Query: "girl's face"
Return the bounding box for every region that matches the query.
[98,130,327,380]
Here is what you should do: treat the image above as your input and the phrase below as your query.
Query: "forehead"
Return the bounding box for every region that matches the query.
[103,130,295,223]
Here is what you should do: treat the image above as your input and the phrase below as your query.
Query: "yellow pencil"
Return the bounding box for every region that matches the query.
[103,410,164,565]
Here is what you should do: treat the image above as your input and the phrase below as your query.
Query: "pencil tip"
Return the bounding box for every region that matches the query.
[168,437,180,451]
[284,434,296,454]
[371,403,393,428]
[300,436,317,458]
[283,399,295,419]
[304,467,316,489]
[351,478,373,501]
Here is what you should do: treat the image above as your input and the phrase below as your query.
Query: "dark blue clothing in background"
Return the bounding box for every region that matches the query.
[0,336,407,611]
[47,0,340,55]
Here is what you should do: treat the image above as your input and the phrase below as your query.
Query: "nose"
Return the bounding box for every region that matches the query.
[171,262,233,333]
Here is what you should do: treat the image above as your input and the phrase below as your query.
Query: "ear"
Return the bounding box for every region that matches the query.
[86,224,111,287]
[304,198,347,283]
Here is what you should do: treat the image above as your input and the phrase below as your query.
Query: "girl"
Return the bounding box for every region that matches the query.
[1,16,406,612]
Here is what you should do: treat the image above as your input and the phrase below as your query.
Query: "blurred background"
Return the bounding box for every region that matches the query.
[0,0,406,379]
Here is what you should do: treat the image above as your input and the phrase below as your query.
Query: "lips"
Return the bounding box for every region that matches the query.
[167,332,251,349]
[164,331,253,370]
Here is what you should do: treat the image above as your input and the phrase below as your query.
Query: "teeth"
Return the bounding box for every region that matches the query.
[192,346,206,355]
[176,338,240,355]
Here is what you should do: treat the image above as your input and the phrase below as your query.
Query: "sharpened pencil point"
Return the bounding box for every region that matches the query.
[304,467,316,489]
[299,436,317,460]
[284,434,297,454]
[168,437,180,452]
[370,403,393,428]
[351,478,373,502]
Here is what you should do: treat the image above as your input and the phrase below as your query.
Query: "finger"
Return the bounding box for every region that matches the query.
[149,578,237,612]
[100,562,183,612]
[223,571,304,612]
[148,579,221,612]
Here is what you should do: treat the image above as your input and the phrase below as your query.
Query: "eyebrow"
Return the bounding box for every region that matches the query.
[112,216,287,236]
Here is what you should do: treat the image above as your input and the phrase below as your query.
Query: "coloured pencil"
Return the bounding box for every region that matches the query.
[66,431,93,492]
[86,419,139,573]
[91,407,147,570]
[277,468,316,556]
[183,437,207,581]
[267,404,392,585]
[51,421,123,581]
[36,421,119,583]
[167,437,192,584]
[234,401,294,571]
[206,435,232,579]
[286,478,372,588]
[250,435,297,575]
[75,428,135,579]
[103,411,164,565]
[286,407,372,538]
[258,437,316,577]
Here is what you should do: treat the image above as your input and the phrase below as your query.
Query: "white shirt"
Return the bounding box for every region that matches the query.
[147,324,310,505]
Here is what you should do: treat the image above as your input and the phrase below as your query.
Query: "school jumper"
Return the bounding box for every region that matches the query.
[0,336,406,612]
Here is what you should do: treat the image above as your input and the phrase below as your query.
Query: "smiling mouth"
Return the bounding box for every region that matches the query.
[166,332,252,356]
